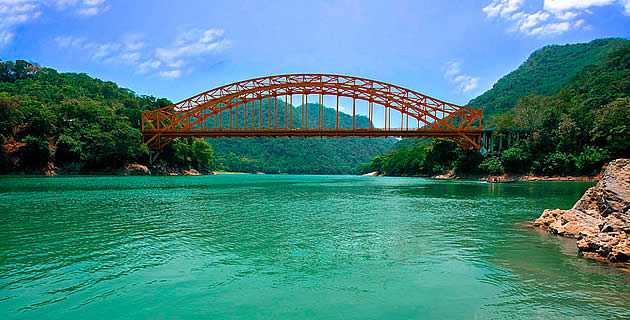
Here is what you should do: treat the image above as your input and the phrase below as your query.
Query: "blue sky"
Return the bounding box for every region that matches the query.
[1,0,629,106]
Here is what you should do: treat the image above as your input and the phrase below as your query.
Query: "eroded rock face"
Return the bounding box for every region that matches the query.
[533,159,630,263]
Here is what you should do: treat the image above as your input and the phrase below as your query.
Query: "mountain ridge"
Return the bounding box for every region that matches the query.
[467,37,630,115]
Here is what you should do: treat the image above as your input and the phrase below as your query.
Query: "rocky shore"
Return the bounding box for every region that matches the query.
[432,172,600,182]
[533,159,630,266]
[30,163,216,176]
[117,164,215,176]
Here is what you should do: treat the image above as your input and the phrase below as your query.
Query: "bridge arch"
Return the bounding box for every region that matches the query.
[141,74,483,149]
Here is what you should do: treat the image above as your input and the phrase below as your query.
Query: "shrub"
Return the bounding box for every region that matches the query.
[500,142,533,174]
[575,146,607,175]
[479,157,504,175]
[542,152,577,176]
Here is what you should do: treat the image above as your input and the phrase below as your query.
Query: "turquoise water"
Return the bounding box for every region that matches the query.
[1,175,628,319]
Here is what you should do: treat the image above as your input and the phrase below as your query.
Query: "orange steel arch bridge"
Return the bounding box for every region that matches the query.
[141,74,483,150]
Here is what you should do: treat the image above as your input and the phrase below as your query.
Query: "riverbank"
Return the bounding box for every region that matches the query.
[426,171,599,182]
[7,163,218,176]
[4,165,604,181]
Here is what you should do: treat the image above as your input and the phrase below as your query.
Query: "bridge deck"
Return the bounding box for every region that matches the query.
[141,128,482,138]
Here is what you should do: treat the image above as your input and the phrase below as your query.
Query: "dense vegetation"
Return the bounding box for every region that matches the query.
[209,101,394,174]
[364,38,630,177]
[467,38,629,115]
[0,60,215,173]
[0,60,392,174]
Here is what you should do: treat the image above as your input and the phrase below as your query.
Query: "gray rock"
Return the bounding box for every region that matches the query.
[533,159,630,263]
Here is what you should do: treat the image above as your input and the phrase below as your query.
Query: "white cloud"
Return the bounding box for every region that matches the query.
[528,21,571,36]
[0,0,107,48]
[157,70,182,79]
[483,0,524,17]
[444,61,480,94]
[77,6,98,16]
[155,28,231,70]
[84,0,105,5]
[55,28,231,79]
[544,0,615,12]
[138,59,161,74]
[0,30,14,47]
[554,10,579,20]
[483,0,630,36]
[76,0,108,16]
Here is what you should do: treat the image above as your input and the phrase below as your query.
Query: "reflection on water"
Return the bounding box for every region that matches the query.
[0,175,628,319]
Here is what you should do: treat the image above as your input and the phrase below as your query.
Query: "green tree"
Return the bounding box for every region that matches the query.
[479,157,504,175]
[190,139,214,170]
[501,143,532,174]
[592,97,630,158]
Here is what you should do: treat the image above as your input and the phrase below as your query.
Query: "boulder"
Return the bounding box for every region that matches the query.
[183,169,201,175]
[533,159,630,263]
[119,164,151,175]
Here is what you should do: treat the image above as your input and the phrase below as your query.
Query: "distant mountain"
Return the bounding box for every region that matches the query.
[467,38,630,115]
[209,102,395,174]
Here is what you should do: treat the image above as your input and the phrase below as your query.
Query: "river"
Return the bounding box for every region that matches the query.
[1,175,629,319]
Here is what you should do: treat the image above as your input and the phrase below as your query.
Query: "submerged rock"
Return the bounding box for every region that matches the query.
[533,159,630,264]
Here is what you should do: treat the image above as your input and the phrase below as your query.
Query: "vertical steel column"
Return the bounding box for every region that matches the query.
[305,94,308,129]
[368,101,373,129]
[401,108,404,130]
[290,95,293,129]
[259,99,262,129]
[301,94,305,129]
[336,95,339,130]
[244,102,247,128]
[268,97,271,129]
[319,94,323,129]
[285,94,288,129]
[229,106,232,129]
[352,97,356,129]
[274,95,277,128]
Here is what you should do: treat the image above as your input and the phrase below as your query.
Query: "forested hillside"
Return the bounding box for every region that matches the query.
[0,60,215,174]
[467,38,629,115]
[363,39,630,177]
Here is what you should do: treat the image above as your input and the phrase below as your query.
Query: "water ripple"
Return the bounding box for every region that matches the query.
[1,175,627,319]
